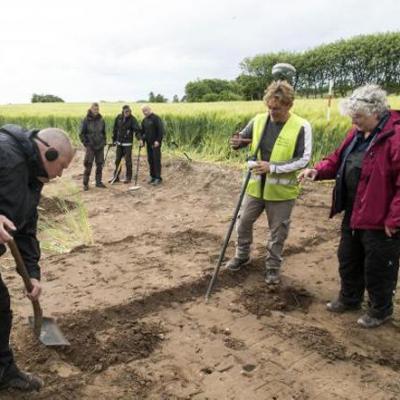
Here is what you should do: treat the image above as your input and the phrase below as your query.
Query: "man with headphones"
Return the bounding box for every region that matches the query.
[0,124,74,392]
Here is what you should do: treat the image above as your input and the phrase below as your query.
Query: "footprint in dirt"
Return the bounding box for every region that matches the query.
[163,228,221,254]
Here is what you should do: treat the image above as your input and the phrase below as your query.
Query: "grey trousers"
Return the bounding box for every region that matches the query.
[235,194,295,271]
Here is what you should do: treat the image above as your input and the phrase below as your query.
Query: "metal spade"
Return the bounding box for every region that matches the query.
[8,239,70,347]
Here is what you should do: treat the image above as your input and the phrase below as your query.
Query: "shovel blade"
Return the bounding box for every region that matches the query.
[28,316,70,347]
[128,185,141,191]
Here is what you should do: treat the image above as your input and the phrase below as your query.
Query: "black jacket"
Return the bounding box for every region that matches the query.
[141,113,165,144]
[0,125,45,280]
[112,114,141,145]
[79,111,106,150]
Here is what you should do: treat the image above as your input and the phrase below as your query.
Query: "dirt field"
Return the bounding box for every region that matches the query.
[1,152,400,400]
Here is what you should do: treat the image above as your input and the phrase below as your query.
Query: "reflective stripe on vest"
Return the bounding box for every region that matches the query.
[246,112,306,201]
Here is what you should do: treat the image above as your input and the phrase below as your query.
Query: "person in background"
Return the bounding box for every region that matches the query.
[140,106,165,186]
[110,105,141,183]
[80,102,107,190]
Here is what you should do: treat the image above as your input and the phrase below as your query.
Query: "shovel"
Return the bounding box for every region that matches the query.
[129,145,142,191]
[8,239,70,347]
[109,158,123,185]
[104,143,115,164]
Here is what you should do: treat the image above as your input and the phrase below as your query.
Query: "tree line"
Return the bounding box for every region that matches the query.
[31,93,65,103]
[185,32,400,101]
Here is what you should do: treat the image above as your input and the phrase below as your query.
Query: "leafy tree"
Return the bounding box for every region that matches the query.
[184,79,244,102]
[148,92,168,103]
[236,32,400,99]
[148,92,156,102]
[31,93,64,103]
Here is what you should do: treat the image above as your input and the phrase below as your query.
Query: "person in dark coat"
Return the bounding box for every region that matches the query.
[110,105,141,183]
[0,124,74,392]
[299,84,400,328]
[79,102,107,190]
[140,106,165,185]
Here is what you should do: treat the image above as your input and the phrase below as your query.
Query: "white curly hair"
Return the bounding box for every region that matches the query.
[340,84,389,117]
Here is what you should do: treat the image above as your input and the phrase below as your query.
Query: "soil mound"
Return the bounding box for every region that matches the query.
[238,285,313,317]
[59,317,164,372]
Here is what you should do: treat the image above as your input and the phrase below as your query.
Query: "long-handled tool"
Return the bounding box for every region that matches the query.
[109,158,123,185]
[104,143,115,164]
[129,145,142,191]
[8,239,70,346]
[204,132,266,303]
[204,166,253,303]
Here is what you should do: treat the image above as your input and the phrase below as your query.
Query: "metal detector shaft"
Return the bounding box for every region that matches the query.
[133,145,142,186]
[205,170,252,302]
[205,120,268,302]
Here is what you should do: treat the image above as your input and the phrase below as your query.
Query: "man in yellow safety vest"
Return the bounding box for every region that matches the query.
[227,80,312,284]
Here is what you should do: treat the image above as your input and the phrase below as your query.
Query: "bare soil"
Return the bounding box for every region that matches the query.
[1,151,400,400]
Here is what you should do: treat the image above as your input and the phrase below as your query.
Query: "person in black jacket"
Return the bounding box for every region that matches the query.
[79,102,107,190]
[0,124,74,392]
[110,105,141,183]
[140,106,165,185]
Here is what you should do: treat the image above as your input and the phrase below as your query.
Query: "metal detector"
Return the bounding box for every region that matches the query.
[129,145,143,191]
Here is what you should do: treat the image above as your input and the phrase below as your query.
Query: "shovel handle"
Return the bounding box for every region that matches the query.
[7,239,43,337]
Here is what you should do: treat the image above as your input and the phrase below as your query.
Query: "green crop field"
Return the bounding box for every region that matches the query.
[0,97,399,164]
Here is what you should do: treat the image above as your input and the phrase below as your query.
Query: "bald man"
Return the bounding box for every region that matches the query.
[0,124,74,392]
[141,106,165,185]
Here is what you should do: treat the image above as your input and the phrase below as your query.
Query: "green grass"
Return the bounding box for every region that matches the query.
[38,179,93,253]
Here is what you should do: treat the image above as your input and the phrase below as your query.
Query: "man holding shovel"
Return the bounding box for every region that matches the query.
[226,80,312,284]
[0,124,74,392]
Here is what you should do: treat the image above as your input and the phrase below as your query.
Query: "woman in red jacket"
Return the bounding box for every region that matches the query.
[299,84,400,328]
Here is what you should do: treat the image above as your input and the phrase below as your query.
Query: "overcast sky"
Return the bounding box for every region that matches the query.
[0,0,398,104]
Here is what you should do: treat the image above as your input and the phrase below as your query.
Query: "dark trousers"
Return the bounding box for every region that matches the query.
[114,145,133,181]
[146,143,162,179]
[83,146,104,185]
[338,215,400,318]
[0,275,14,376]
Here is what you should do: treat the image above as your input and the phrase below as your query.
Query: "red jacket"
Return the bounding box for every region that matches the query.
[315,110,400,230]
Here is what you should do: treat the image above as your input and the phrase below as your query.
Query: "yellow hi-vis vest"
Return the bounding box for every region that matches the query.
[246,112,305,201]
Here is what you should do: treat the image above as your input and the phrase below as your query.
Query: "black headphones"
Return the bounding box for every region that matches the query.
[30,131,59,161]
[0,125,59,162]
